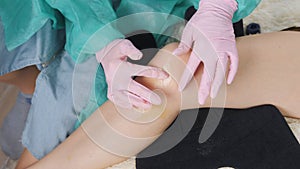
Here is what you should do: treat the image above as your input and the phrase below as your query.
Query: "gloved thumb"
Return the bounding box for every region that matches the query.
[120,39,143,60]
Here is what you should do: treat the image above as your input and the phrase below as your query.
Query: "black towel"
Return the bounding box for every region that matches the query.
[137,105,300,169]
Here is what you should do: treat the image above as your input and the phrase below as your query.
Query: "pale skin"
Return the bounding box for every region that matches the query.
[1,31,298,169]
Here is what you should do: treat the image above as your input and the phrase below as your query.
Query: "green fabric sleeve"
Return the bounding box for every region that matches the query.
[232,0,261,22]
[45,0,124,62]
[0,0,124,61]
[0,0,64,51]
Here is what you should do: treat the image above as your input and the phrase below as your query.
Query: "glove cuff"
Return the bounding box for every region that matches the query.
[224,0,238,11]
[198,0,238,18]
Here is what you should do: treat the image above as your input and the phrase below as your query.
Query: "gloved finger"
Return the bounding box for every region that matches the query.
[128,80,162,105]
[125,91,152,110]
[120,39,143,60]
[108,91,133,109]
[210,56,228,98]
[130,64,169,80]
[198,69,212,105]
[96,39,124,62]
[113,90,152,109]
[227,50,239,84]
[173,26,194,56]
[178,51,201,91]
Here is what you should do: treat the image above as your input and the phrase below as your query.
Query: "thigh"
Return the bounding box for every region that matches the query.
[233,31,300,117]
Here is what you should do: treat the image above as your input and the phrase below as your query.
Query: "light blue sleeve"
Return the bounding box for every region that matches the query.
[192,0,261,23]
[45,0,124,62]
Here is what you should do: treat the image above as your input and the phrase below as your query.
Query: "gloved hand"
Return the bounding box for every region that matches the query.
[173,0,238,105]
[96,39,168,109]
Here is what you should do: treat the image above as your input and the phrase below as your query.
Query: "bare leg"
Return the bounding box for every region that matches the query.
[212,31,300,118]
[140,31,300,118]
[18,31,300,169]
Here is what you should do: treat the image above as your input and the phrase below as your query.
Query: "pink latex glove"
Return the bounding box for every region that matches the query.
[173,0,238,105]
[96,39,169,109]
